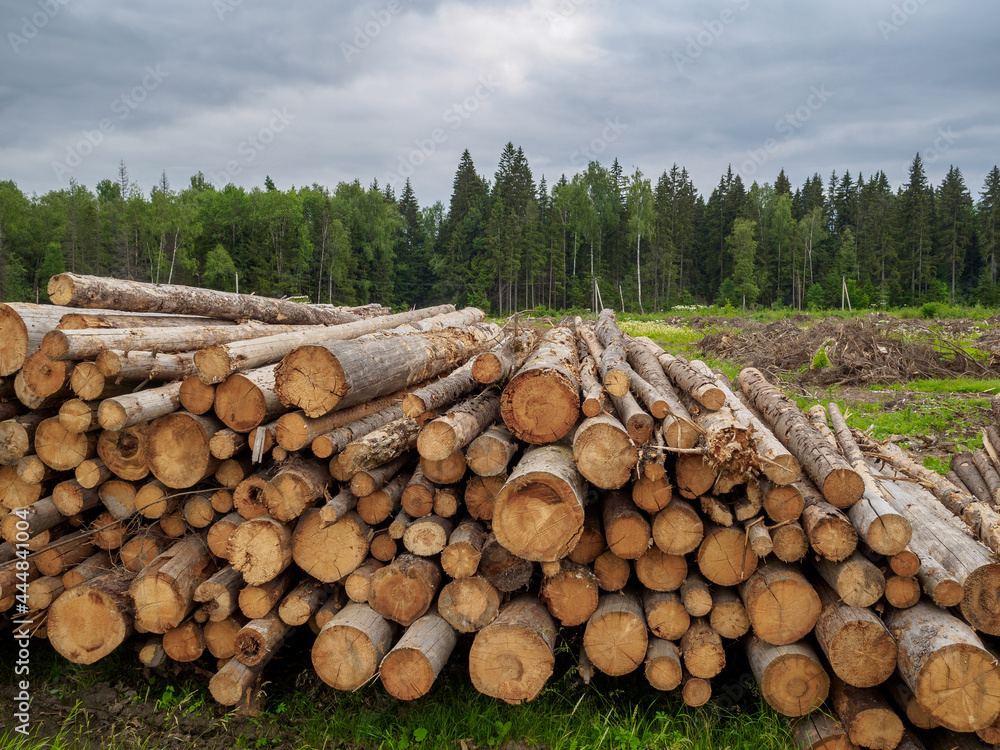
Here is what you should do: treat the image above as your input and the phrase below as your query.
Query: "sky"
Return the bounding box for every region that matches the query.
[2,0,998,206]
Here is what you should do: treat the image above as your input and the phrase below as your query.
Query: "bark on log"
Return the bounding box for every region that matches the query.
[885,600,1000,733]
[48,272,361,325]
[239,569,296,620]
[48,570,135,664]
[194,565,244,622]
[640,341,726,411]
[540,560,599,627]
[438,576,501,633]
[344,558,385,604]
[572,413,637,490]
[812,577,897,688]
[792,713,854,750]
[369,553,443,626]
[681,617,726,679]
[311,403,406,459]
[500,325,580,444]
[379,608,457,701]
[129,534,216,633]
[275,319,497,418]
[645,638,683,692]
[952,451,994,506]
[213,364,289,434]
[291,508,371,583]
[234,611,290,667]
[469,595,557,704]
[479,533,534,592]
[799,479,858,562]
[311,602,395,690]
[592,311,631,397]
[583,590,648,677]
[61,550,111,590]
[577,352,605,418]
[602,489,651,560]
[276,393,406,453]
[567,506,605,565]
[196,305,455,384]
[739,560,821,646]
[680,571,712,617]
[95,349,197,381]
[440,518,486,579]
[972,449,1000,505]
[738,368,863,507]
[338,416,420,475]
[263,458,331,523]
[813,551,885,609]
[471,329,537,386]
[97,381,183,433]
[465,425,517,478]
[418,389,500,462]
[746,635,830,717]
[709,587,750,640]
[493,444,587,562]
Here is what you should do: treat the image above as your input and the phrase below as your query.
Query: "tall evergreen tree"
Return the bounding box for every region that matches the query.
[937,166,973,302]
[900,153,935,301]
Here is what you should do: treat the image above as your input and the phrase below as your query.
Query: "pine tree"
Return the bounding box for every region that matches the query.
[978,166,1000,301]
[900,153,935,301]
[937,166,973,303]
[727,218,759,309]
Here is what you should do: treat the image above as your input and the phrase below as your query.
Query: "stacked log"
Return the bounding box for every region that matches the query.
[6,290,1000,746]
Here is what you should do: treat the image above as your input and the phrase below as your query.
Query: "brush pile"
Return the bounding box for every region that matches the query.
[3,274,1000,750]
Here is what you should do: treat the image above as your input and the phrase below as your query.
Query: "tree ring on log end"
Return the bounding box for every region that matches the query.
[275,346,347,418]
[500,369,579,445]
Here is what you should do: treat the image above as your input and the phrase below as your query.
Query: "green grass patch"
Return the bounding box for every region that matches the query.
[618,319,702,346]
[884,377,1000,394]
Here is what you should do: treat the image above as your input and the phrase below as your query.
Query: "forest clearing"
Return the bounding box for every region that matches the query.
[4,276,1000,750]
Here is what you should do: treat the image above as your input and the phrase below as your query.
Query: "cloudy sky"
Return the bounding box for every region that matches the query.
[2,0,998,206]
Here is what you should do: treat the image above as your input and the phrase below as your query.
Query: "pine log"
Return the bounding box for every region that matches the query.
[146,411,222,489]
[625,336,703,436]
[652,498,704,555]
[738,560,821,646]
[344,558,385,603]
[499,325,581,444]
[26,573,64,609]
[48,570,135,664]
[567,506,604,565]
[197,305,455,384]
[34,417,98,472]
[279,398,406,458]
[761,479,805,523]
[738,368,863,507]
[465,425,517,477]
[211,364,286,433]
[697,522,758,586]
[812,577,897,688]
[311,601,397,690]
[952,451,994,506]
[94,350,197,382]
[58,398,101,434]
[20,351,75,402]
[792,713,854,750]
[438,576,501,633]
[419,451,467,485]
[590,311,630,397]
[643,590,690,641]
[479,533,534,592]
[129,534,216,633]
[62,550,111,589]
[469,595,557,704]
[402,514,453,557]
[602,489,651,559]
[709,587,750,640]
[1,497,62,542]
[369,553,442,627]
[681,673,712,707]
[680,571,713,617]
[644,638,683,691]
[376,609,457,701]
[577,352,605,418]
[418,389,500,462]
[674,452,716,499]
[471,328,537,385]
[311,596,346,632]
[401,464,436,518]
[571,413,637,490]
[829,675,903,750]
[884,571,921,608]
[885,600,1000,733]
[338,417,420,475]
[681,617,726,679]
[746,635,830,717]
[770,521,809,563]
[583,590,648,677]
[632,474,672,514]
[34,530,95,576]
[119,524,172,573]
[0,411,55,466]
[700,492,733,527]
[440,518,486,579]
[232,610,290,668]
[493,444,587,562]
[639,341,726,411]
[206,511,242,560]
[233,471,269,520]
[813,551,885,608]
[972,449,1000,505]
[634,546,687,592]
[401,362,478,420]
[799,479,858,562]
[0,467,44,510]
[51,480,100,517]
[228,516,292,585]
[276,320,497,418]
[608,390,654,445]
[0,302,77,375]
[239,569,296,620]
[262,458,330,523]
[291,508,371,583]
[539,560,599,626]
[174,375,214,416]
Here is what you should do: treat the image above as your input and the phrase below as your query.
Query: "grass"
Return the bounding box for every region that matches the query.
[883,377,1000,394]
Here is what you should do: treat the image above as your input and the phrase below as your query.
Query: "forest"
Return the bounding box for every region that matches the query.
[0,143,998,315]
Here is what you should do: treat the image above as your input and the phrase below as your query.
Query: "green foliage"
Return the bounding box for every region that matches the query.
[202,244,237,291]
[811,345,830,369]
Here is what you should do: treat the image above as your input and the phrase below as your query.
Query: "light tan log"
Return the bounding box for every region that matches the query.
[26,574,65,609]
[772,521,809,563]
[761,479,805,523]
[813,551,885,609]
[276,318,497,418]
[493,444,586,562]
[590,311,631,397]
[886,600,1000,733]
[228,516,292,585]
[572,413,637,490]
[48,570,135,664]
[643,590,690,641]
[146,411,222,489]
[262,459,330,523]
[239,569,296,620]
[479,533,534,592]
[162,619,206,663]
[292,508,371,583]
[0,302,80,375]
[602,489,651,560]
[608,390,654,445]
[34,530,95,576]
[438,576,500,633]
[738,560,821,646]
[338,416,420,475]
[681,673,712,707]
[402,514,453,557]
[194,565,244,622]
[0,411,54,466]
[638,339,725,411]
[34,417,97,472]
[312,601,396,690]
[577,352,605,418]
[209,643,280,706]
[792,713,854,750]
[350,454,408,498]
[471,328,537,386]
[51,480,100,517]
[345,558,385,603]
[369,532,397,562]
[197,305,455,384]
[583,590,648,676]
[540,560,599,626]
[739,368,863,507]
[645,638,683,691]
[419,451,467,485]
[746,635,830,717]
[674,452,716,500]
[951,451,994,505]
[433,485,459,517]
[468,595,557,704]
[211,364,287,433]
[812,577,897,688]
[830,675,904,750]
[401,362,478,420]
[632,473,672,514]
[62,550,111,590]
[461,474,500,522]
[567,506,604,565]
[369,553,442,627]
[277,395,405,455]
[59,398,101,434]
[129,534,216,633]
[799,479,858,562]
[417,389,500,461]
[400,464,435,518]
[1,497,61,542]
[680,571,712,617]
[380,608,457,700]
[93,381,183,434]
[681,617,725,679]
[179,375,216,416]
[697,522,758,586]
[233,610,290,667]
[465,425,517,477]
[634,546,687,592]
[95,349,197,381]
[710,588,750,640]
[440,518,486,578]
[652,498,704,556]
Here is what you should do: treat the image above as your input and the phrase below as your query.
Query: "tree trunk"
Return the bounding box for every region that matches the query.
[418,389,500,461]
[275,393,406,453]
[738,368,863,507]
[98,382,183,433]
[310,403,406,459]
[34,417,98,471]
[276,321,498,418]
[355,471,408,525]
[636,338,725,410]
[709,587,750,640]
[291,508,371,583]
[263,459,330,523]
[194,565,244,622]
[681,617,725,679]
[48,570,135,664]
[951,451,994,506]
[632,473,672,514]
[196,305,455,384]
[697,522,758,586]
[633,546,686,592]
[588,311,631,397]
[95,349,197,381]
[761,479,804,523]
[583,590,648,677]
[419,451,467,485]
[402,515,453,557]
[213,364,288,434]
[58,398,100,434]
[577,352,605,418]
[469,595,556,704]
[369,553,442,627]
[239,570,296,620]
[441,518,486,579]
[602,489,651,560]
[145,412,222,489]
[471,329,537,385]
[344,558,385,604]
[738,560,821,646]
[48,272,362,325]
[798,479,858,562]
[438,576,501,633]
[643,590,690,641]
[379,609,457,700]
[645,638,682,691]
[311,602,395,690]
[338,417,420,475]
[792,713,853,750]
[746,635,830,717]
[479,533,534,592]
[465,425,517,477]
[129,534,216,633]
[651,498,704,556]
[500,325,580,445]
[228,516,292,585]
[540,560,599,626]
[493,444,587,562]
[61,550,111,590]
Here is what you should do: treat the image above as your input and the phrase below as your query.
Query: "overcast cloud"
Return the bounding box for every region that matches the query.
[1,0,997,205]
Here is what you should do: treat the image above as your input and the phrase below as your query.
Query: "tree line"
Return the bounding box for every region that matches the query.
[1,146,998,313]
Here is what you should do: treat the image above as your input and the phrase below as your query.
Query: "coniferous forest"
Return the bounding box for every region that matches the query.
[2,143,998,314]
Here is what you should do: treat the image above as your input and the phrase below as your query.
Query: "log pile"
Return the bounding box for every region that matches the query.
[4,285,1000,749]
